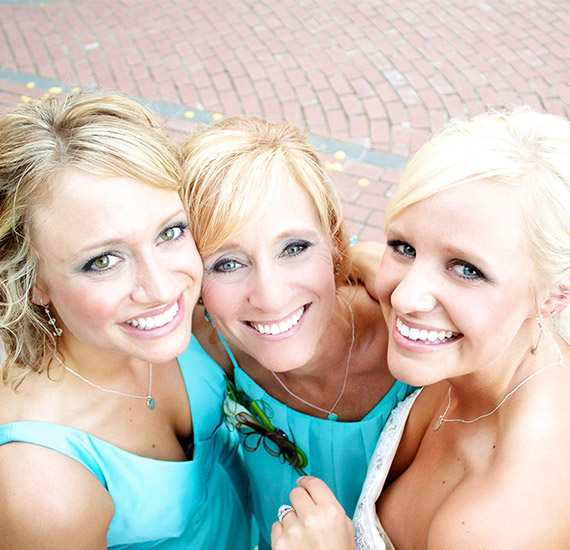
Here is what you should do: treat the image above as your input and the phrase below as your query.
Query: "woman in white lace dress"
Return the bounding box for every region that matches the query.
[271,106,570,550]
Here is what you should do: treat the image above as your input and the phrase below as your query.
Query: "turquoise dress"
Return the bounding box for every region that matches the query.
[233,364,414,549]
[0,338,251,550]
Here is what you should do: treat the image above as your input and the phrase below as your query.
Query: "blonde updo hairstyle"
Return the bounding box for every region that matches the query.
[384,106,570,341]
[0,92,181,387]
[181,116,355,284]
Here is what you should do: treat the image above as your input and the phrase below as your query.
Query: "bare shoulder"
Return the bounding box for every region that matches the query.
[349,240,385,300]
[0,442,113,549]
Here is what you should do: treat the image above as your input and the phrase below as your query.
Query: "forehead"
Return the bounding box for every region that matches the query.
[390,180,529,263]
[31,168,182,251]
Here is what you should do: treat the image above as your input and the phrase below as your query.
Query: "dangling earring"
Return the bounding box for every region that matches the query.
[44,304,63,337]
[531,314,544,355]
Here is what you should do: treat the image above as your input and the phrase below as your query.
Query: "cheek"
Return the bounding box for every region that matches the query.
[200,277,240,325]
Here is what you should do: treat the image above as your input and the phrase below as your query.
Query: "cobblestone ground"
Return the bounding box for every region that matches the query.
[1,0,568,238]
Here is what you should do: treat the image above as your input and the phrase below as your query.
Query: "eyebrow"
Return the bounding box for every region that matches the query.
[386,227,492,269]
[74,208,187,256]
[216,227,322,253]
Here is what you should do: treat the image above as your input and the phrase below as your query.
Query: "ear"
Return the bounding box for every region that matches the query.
[30,281,50,307]
[540,283,570,318]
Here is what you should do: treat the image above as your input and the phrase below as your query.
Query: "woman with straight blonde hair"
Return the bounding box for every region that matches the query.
[272,106,570,550]
[182,116,414,549]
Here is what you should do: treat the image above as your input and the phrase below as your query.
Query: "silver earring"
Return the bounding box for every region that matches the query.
[531,315,544,355]
[44,304,63,337]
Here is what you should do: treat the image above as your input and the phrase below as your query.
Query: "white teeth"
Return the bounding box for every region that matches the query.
[396,317,457,344]
[251,306,305,336]
[126,300,179,331]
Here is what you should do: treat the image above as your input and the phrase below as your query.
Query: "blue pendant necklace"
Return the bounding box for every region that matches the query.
[53,352,155,410]
[270,300,355,421]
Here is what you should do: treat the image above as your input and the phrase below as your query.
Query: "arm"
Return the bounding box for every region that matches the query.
[271,477,355,550]
[350,241,384,301]
[0,443,113,549]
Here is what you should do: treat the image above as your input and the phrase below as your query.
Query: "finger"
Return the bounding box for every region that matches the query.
[296,476,340,504]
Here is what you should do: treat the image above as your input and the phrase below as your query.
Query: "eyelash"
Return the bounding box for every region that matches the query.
[210,240,312,275]
[81,222,189,273]
[387,239,415,258]
[281,240,311,258]
[449,261,485,281]
[387,239,486,282]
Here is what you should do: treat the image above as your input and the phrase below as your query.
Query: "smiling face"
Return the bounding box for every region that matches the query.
[31,168,202,364]
[375,180,545,387]
[200,175,336,372]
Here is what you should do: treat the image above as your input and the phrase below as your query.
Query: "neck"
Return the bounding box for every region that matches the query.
[447,333,562,420]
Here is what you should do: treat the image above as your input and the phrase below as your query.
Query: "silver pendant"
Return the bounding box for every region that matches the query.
[433,416,443,431]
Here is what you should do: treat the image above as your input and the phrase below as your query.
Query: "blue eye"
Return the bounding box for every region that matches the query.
[452,262,484,281]
[213,259,245,273]
[82,253,120,272]
[281,240,310,257]
[388,240,416,258]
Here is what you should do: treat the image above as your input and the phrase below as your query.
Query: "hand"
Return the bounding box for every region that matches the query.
[271,477,356,550]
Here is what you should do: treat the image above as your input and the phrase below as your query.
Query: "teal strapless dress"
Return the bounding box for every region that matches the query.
[233,364,415,549]
[0,337,251,550]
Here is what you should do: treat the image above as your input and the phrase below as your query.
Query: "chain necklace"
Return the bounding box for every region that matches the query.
[53,352,156,410]
[434,351,563,431]
[270,300,355,421]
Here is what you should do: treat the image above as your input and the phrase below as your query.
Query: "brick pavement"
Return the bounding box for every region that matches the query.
[0,0,568,239]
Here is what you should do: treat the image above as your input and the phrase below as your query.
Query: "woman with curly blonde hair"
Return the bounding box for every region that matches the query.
[0,93,250,549]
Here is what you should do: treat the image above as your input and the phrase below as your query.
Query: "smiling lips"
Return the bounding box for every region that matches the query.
[126,300,179,330]
[396,317,459,344]
[249,306,305,336]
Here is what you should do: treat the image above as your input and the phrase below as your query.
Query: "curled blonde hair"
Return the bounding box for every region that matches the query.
[0,92,181,386]
[181,116,355,284]
[385,106,570,340]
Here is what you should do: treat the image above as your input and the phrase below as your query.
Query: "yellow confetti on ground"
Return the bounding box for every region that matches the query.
[184,111,195,119]
[41,93,51,101]
[20,95,33,103]
[26,82,36,89]
[324,161,344,172]
[71,87,82,94]
[334,150,346,160]
[212,113,223,121]
[48,87,62,94]
[358,178,370,187]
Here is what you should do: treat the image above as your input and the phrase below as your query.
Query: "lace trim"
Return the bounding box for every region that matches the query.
[353,389,422,550]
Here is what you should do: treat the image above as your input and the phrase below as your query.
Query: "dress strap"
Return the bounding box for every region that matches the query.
[204,310,241,374]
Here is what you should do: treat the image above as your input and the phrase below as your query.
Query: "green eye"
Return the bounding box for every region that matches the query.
[161,227,175,241]
[93,256,110,269]
[83,254,119,272]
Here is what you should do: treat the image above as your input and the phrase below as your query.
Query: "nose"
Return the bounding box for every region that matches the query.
[390,261,438,315]
[130,252,175,304]
[247,262,293,315]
